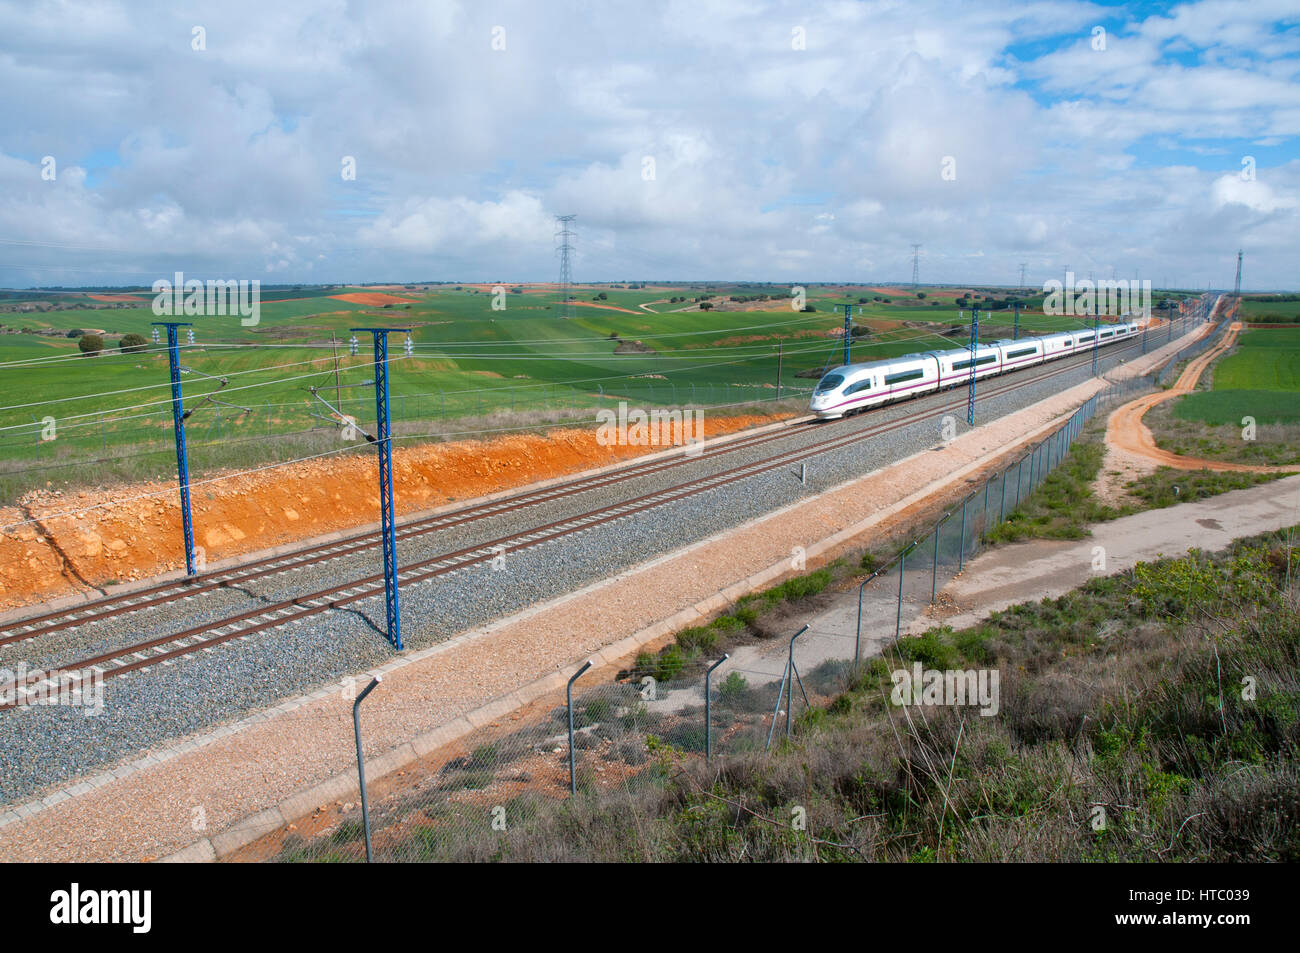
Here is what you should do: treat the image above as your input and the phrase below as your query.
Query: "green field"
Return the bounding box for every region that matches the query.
[1174,327,1300,425]
[1238,296,1300,322]
[0,281,1186,501]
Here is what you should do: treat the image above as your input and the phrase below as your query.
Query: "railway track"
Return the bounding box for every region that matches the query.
[0,338,1151,704]
[0,412,818,649]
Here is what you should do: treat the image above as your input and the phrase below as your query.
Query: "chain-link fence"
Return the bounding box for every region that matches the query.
[259,338,1221,862]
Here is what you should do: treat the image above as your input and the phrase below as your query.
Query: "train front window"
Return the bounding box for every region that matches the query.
[815,373,845,394]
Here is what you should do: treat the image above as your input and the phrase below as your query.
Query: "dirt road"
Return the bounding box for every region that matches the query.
[1104,321,1295,476]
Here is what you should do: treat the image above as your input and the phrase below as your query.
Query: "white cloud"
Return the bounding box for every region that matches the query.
[0,0,1295,288]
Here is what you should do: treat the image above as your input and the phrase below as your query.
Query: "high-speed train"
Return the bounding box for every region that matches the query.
[809,322,1142,419]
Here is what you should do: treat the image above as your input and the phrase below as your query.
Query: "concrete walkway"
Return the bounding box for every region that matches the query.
[915,473,1300,633]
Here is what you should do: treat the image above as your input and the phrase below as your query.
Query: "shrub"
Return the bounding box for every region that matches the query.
[676,626,718,654]
[656,645,686,682]
[718,671,749,704]
[581,698,612,725]
[896,628,959,670]
[118,332,147,353]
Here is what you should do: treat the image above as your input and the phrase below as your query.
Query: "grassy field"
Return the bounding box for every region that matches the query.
[1174,327,1300,428]
[1239,296,1300,322]
[983,420,1285,545]
[0,281,1193,502]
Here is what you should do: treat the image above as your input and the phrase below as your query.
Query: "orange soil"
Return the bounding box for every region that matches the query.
[87,294,147,303]
[330,292,418,306]
[1105,320,1295,475]
[0,413,787,611]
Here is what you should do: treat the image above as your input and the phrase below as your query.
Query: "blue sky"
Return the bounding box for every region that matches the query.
[0,0,1297,289]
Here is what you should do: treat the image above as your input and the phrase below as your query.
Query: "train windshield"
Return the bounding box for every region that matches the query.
[814,373,845,394]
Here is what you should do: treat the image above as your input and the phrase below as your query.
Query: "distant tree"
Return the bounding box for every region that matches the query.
[78,333,104,356]
[118,333,147,353]
[916,292,926,299]
[699,302,714,311]
[65,329,85,338]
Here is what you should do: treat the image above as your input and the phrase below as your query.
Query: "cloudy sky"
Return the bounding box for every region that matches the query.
[1,0,1297,289]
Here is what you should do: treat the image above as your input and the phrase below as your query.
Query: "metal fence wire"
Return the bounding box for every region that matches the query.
[270,314,1221,863]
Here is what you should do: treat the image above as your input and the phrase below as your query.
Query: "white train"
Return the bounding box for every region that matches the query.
[809,322,1142,419]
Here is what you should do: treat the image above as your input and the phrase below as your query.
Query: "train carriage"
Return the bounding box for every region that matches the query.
[930,343,1002,389]
[809,352,940,419]
[810,318,1145,420]
[994,338,1045,371]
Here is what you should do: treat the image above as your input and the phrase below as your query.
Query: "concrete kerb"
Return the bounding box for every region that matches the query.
[163,377,1110,863]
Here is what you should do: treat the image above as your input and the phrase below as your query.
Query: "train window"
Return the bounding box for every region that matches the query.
[1078,334,1094,342]
[953,355,998,371]
[884,368,925,386]
[814,373,844,394]
[1005,347,1037,359]
[845,379,874,395]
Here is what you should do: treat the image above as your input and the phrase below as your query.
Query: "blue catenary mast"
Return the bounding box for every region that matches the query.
[966,308,979,425]
[153,321,196,576]
[352,327,409,650]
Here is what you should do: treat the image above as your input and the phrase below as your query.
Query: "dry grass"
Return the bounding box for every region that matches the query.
[279,527,1300,863]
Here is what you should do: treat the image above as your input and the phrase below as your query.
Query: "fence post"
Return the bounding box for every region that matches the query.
[930,520,943,602]
[766,625,811,749]
[854,570,881,666]
[567,659,594,796]
[352,675,382,863]
[705,653,730,762]
[895,548,908,638]
[999,469,1007,523]
[958,496,968,572]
